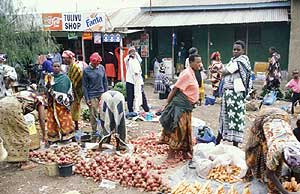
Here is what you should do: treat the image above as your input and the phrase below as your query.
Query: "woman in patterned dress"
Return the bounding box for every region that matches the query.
[0,84,46,168]
[245,108,300,194]
[209,51,223,97]
[216,40,252,147]
[46,63,74,143]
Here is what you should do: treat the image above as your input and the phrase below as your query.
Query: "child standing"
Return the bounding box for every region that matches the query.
[154,64,171,99]
[286,70,300,114]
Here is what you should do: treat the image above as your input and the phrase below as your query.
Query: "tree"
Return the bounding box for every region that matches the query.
[0,0,58,80]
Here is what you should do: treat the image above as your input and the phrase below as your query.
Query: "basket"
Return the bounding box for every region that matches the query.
[45,162,59,176]
[58,163,73,177]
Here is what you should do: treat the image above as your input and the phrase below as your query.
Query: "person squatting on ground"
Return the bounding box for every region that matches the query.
[0,82,47,169]
[83,52,108,139]
[285,70,300,115]
[216,40,252,147]
[63,50,83,131]
[159,54,200,163]
[245,108,300,194]
[125,47,149,113]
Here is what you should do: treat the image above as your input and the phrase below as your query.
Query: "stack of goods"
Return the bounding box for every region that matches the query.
[29,144,83,164]
[207,165,241,183]
[74,154,168,192]
[171,181,251,194]
[283,177,300,192]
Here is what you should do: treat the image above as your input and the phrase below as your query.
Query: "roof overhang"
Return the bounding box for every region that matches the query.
[126,8,289,28]
[141,1,290,12]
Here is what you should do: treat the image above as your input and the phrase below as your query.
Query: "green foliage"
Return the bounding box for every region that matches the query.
[82,108,90,121]
[0,0,58,70]
[113,82,127,98]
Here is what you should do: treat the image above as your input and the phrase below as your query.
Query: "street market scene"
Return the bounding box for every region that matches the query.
[1,0,300,194]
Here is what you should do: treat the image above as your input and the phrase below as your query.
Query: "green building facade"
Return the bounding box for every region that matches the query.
[149,22,290,70]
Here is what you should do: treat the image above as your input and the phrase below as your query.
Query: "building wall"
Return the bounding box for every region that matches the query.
[153,22,290,71]
[289,0,300,76]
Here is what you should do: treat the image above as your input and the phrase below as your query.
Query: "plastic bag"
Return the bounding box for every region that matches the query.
[196,126,216,144]
[263,90,277,105]
[193,143,215,160]
[195,158,213,178]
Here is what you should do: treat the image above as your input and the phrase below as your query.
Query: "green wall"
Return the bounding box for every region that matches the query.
[152,22,290,71]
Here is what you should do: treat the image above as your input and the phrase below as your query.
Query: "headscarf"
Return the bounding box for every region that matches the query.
[62,50,75,58]
[89,52,102,65]
[128,47,136,53]
[210,51,220,60]
[0,54,7,62]
[284,142,300,168]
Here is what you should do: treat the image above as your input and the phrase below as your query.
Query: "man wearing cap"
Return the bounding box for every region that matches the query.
[62,50,83,131]
[83,52,108,139]
[0,53,17,97]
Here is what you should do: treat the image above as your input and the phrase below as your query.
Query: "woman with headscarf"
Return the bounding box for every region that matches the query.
[62,50,83,131]
[159,54,200,162]
[125,47,149,113]
[46,63,74,142]
[209,51,224,97]
[245,108,300,194]
[217,40,252,147]
[154,63,171,100]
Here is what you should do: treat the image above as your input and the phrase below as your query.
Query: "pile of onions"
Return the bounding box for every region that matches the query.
[74,153,168,192]
[29,150,58,163]
[29,144,83,164]
[130,133,169,158]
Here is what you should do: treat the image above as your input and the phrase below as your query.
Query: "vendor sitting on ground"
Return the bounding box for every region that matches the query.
[98,90,127,151]
[245,108,300,194]
[159,54,200,162]
[0,84,46,169]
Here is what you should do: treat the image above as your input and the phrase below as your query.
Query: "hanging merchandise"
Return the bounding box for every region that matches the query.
[82,32,92,40]
[93,33,101,44]
[68,32,78,40]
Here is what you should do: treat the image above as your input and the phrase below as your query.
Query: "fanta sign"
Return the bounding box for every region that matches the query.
[42,12,105,32]
[85,14,104,31]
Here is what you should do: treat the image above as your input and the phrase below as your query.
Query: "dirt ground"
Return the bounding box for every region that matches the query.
[0,81,297,194]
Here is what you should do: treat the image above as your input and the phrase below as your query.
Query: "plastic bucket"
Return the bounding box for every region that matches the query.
[45,162,59,176]
[58,163,73,177]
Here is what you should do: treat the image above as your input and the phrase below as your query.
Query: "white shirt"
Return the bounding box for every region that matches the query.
[125,53,143,85]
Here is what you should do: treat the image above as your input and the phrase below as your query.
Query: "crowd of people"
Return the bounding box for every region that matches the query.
[0,40,300,194]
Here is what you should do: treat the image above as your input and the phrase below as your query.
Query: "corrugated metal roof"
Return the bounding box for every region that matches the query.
[144,0,288,7]
[125,8,289,27]
[106,8,141,31]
